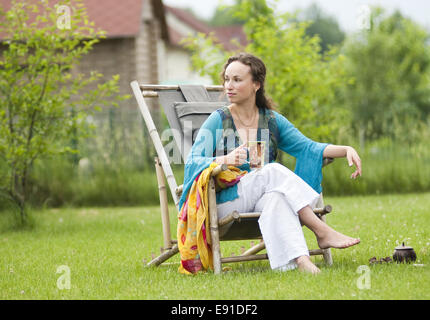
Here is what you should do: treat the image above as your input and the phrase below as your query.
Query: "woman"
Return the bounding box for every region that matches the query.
[179,53,361,274]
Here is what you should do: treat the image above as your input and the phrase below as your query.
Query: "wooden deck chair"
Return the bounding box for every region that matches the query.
[130,81,334,274]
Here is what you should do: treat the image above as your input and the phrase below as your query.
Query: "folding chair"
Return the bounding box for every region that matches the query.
[130,81,334,274]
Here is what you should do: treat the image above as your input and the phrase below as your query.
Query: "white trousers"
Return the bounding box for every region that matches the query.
[216,163,320,271]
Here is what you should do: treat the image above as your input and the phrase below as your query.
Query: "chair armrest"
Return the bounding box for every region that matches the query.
[175,164,226,198]
[322,157,334,168]
[211,163,228,177]
[175,184,183,198]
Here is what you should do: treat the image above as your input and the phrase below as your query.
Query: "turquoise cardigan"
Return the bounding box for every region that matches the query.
[178,109,329,210]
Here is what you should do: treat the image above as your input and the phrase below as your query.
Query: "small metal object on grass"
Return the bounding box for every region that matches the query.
[393,242,417,263]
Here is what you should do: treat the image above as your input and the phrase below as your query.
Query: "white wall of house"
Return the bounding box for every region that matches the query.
[159,9,213,85]
[165,11,195,38]
[161,46,212,85]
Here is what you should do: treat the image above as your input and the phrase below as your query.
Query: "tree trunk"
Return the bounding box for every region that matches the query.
[10,171,28,226]
[359,126,366,150]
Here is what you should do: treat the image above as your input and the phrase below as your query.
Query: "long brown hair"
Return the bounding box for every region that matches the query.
[221,52,274,110]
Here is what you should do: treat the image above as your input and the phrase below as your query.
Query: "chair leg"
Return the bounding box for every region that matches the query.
[208,178,222,274]
[146,157,179,268]
[316,194,333,266]
[320,215,333,265]
[154,157,173,250]
[147,245,179,267]
[242,241,265,256]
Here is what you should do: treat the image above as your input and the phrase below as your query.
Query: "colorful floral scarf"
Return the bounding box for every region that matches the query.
[177,162,247,274]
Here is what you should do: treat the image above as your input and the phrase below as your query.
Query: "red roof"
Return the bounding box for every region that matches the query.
[165,5,247,50]
[164,5,211,34]
[81,0,143,38]
[213,25,248,51]
[0,1,245,50]
[0,0,167,40]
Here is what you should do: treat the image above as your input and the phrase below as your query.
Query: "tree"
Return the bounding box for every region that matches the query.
[0,0,127,225]
[299,3,345,54]
[209,3,245,27]
[340,7,430,144]
[184,0,349,142]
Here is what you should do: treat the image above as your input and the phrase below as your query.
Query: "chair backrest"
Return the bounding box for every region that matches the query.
[157,85,228,161]
[131,82,228,207]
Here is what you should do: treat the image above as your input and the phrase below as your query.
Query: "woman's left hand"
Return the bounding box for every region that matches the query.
[346,146,362,179]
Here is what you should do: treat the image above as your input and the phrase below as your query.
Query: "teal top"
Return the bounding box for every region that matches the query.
[178,107,329,210]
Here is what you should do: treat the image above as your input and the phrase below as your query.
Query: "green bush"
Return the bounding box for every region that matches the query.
[24,157,184,208]
[321,137,430,196]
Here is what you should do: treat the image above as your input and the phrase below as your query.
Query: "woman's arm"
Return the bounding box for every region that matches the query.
[323,145,362,179]
[179,111,222,209]
[274,111,329,193]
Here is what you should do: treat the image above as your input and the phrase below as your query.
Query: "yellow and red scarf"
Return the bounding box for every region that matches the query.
[177,162,247,274]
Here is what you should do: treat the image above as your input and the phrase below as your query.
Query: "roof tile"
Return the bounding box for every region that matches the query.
[0,0,144,39]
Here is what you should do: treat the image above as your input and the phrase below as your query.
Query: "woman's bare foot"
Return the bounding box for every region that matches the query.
[296,255,321,274]
[317,228,360,249]
[297,205,360,250]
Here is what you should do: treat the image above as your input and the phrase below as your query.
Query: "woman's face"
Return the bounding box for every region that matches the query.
[224,61,260,105]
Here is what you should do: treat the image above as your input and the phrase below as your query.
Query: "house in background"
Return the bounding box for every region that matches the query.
[0,0,247,167]
[162,5,213,85]
[0,0,168,110]
[162,5,247,85]
[77,0,168,106]
[0,0,247,105]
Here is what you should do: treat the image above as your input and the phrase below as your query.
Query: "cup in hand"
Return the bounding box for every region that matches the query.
[248,141,265,170]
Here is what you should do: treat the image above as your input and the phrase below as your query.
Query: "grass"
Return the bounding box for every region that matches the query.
[0,193,429,300]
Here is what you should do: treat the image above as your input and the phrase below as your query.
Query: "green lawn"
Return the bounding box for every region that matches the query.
[0,193,429,300]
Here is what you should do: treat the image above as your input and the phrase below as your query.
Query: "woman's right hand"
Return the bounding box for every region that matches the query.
[216,143,248,166]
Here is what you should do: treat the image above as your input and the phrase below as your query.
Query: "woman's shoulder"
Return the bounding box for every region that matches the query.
[202,107,224,129]
[214,105,231,121]
[267,108,283,119]
[268,109,293,127]
[260,108,291,129]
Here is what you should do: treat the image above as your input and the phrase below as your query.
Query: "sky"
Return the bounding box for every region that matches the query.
[162,0,430,32]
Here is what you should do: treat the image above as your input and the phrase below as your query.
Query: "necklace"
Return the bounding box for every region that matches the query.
[234,108,258,127]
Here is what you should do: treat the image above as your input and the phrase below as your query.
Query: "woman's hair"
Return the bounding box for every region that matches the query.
[221,52,274,110]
